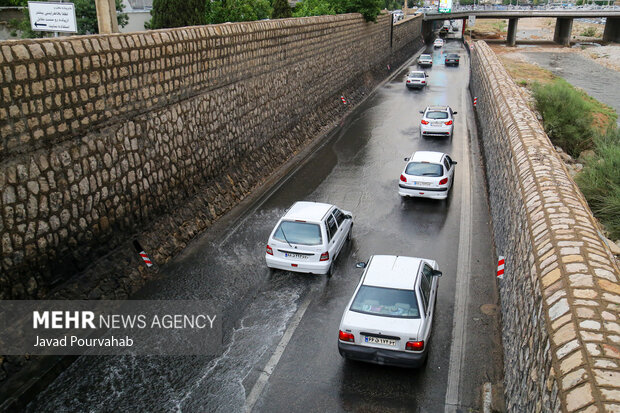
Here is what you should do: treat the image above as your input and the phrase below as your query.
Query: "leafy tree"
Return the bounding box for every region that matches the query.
[205,0,272,24]
[293,0,336,16]
[9,0,127,38]
[272,0,293,18]
[147,0,205,29]
[346,0,382,22]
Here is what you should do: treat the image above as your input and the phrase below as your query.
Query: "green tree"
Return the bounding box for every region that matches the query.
[147,0,206,29]
[272,0,292,18]
[345,0,382,22]
[293,0,336,16]
[9,0,127,38]
[205,0,271,24]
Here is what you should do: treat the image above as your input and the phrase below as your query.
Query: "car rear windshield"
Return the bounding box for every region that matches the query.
[409,72,424,78]
[273,221,322,245]
[405,162,443,177]
[420,55,431,59]
[426,111,449,119]
[447,54,459,58]
[350,285,420,318]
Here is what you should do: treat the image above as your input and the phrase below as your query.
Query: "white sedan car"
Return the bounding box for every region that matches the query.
[405,71,428,89]
[265,201,353,276]
[433,38,444,48]
[419,105,457,138]
[398,151,457,200]
[338,255,442,368]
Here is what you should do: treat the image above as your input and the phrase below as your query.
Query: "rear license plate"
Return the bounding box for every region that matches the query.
[414,182,431,186]
[365,336,396,346]
[284,253,308,259]
[431,121,443,126]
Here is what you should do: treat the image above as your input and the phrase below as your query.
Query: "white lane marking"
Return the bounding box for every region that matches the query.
[482,382,493,413]
[444,87,473,413]
[244,294,313,412]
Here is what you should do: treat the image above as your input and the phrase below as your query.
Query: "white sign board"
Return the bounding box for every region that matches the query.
[28,2,77,33]
[468,15,476,26]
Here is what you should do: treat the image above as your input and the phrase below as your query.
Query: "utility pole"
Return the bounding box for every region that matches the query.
[95,0,119,34]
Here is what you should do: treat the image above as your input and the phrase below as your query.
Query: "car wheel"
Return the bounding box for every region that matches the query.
[327,262,335,278]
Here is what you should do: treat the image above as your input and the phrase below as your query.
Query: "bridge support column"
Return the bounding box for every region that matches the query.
[422,20,434,43]
[603,17,620,43]
[553,17,573,46]
[507,18,518,47]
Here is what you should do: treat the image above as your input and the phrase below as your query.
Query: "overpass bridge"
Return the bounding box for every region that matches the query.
[421,9,620,45]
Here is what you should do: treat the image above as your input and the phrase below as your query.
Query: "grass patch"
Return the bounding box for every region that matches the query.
[499,57,555,87]
[532,79,596,157]
[575,130,620,240]
[580,27,597,37]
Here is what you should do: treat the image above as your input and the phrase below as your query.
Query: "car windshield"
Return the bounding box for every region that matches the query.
[426,111,449,119]
[409,72,424,78]
[448,54,459,58]
[405,162,443,177]
[420,55,431,60]
[273,221,322,245]
[350,285,420,318]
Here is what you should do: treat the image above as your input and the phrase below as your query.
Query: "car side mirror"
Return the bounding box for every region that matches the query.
[452,111,458,115]
[404,157,410,161]
[419,110,424,114]
[344,214,352,220]
[432,270,443,277]
[356,262,367,269]
[451,161,458,165]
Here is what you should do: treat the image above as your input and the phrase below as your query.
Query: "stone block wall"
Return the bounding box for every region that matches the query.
[0,14,423,299]
[470,41,620,412]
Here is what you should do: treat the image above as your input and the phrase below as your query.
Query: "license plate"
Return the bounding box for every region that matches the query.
[431,121,443,126]
[365,336,396,346]
[414,181,431,186]
[284,253,308,259]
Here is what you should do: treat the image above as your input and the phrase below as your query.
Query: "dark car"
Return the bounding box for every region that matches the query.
[445,53,460,66]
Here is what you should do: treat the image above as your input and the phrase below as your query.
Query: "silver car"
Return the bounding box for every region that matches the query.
[398,151,457,200]
[419,106,457,138]
[405,71,428,89]
[338,255,442,368]
[417,54,433,67]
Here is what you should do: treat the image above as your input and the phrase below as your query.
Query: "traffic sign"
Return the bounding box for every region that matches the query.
[28,1,77,33]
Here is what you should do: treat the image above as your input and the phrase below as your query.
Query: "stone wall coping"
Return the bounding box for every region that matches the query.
[473,40,620,412]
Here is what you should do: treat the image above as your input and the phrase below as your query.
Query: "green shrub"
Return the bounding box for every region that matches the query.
[576,130,620,240]
[580,27,597,37]
[532,79,594,157]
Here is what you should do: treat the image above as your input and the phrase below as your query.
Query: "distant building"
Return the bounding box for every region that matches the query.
[120,0,152,33]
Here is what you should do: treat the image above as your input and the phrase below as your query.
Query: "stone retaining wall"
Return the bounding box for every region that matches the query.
[0,14,422,300]
[470,41,620,412]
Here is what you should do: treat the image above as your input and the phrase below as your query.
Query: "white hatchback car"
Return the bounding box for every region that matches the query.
[398,151,457,200]
[419,105,457,138]
[338,255,442,368]
[433,38,444,48]
[265,201,353,276]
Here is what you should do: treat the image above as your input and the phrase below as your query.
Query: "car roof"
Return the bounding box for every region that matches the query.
[425,105,450,111]
[283,201,333,222]
[362,255,423,290]
[410,151,445,163]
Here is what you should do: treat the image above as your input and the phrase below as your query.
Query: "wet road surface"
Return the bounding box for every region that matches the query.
[26,40,504,413]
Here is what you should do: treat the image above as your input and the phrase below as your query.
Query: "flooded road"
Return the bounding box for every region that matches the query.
[523,51,620,126]
[25,41,503,413]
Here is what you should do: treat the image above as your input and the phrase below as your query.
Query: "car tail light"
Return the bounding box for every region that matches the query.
[400,174,407,182]
[407,80,411,83]
[456,59,459,62]
[421,119,429,125]
[406,341,424,351]
[444,120,453,125]
[339,330,354,342]
[421,81,425,84]
[266,245,273,255]
[439,177,448,185]
[320,251,329,261]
